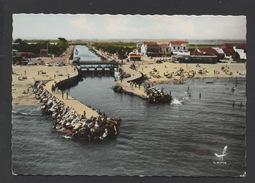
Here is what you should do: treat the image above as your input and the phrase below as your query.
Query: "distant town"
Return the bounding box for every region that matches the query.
[12,38,246,66]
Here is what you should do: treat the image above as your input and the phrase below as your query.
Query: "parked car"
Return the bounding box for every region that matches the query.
[27,61,36,65]
[55,61,65,66]
[45,62,53,67]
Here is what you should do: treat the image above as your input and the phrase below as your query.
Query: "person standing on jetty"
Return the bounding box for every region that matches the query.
[51,84,55,93]
[66,91,69,100]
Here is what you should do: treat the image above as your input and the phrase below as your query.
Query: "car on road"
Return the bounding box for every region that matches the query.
[27,61,36,65]
[45,62,53,67]
[55,61,65,66]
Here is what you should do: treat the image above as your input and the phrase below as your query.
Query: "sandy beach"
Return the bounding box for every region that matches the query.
[12,46,74,107]
[132,61,246,83]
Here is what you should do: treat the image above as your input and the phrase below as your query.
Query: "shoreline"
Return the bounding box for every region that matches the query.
[111,61,246,100]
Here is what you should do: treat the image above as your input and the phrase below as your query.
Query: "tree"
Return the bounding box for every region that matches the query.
[56,37,69,53]
[14,38,23,44]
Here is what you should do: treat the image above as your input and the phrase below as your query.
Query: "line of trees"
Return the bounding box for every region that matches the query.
[13,37,69,57]
[92,42,136,59]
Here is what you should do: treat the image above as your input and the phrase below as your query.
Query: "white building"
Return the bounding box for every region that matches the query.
[140,42,160,57]
[140,43,147,56]
[169,40,189,54]
[233,45,246,60]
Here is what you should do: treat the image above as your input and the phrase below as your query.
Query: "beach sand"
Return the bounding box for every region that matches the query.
[126,61,246,84]
[12,46,74,107]
[12,64,76,107]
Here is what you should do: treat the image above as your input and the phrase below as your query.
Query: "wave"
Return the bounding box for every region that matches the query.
[171,98,183,105]
[12,111,42,116]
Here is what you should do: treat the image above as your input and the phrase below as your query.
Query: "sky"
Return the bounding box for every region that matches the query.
[13,14,246,40]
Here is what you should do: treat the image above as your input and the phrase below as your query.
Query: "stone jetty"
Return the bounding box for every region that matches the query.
[33,76,121,141]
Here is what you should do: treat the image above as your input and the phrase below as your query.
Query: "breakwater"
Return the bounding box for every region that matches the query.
[35,62,121,140]
[36,78,121,141]
[113,64,148,99]
[55,73,82,90]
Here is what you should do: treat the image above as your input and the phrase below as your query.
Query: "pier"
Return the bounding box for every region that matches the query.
[45,73,99,117]
[114,64,147,99]
[36,68,121,141]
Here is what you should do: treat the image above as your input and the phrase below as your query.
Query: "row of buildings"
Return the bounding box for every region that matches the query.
[129,41,246,61]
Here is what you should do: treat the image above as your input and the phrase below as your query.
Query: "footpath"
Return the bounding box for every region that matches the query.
[115,64,147,99]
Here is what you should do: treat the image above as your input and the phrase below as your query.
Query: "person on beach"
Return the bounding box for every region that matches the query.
[66,91,69,100]
[51,84,55,93]
[62,91,64,99]
[161,87,164,93]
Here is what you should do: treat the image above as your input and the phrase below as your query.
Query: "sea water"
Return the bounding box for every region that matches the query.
[12,77,246,176]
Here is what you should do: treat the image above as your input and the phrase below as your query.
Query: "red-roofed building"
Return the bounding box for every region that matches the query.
[19,52,33,58]
[235,44,246,49]
[221,43,246,49]
[221,43,246,60]
[170,40,189,53]
[159,43,171,56]
[191,47,225,59]
[140,41,160,57]
[222,48,236,57]
[40,49,48,57]
[233,45,246,59]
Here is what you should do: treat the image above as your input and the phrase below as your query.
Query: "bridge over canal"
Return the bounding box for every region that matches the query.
[75,61,120,77]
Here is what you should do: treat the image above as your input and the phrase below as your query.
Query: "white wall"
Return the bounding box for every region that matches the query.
[233,46,246,59]
[140,44,147,56]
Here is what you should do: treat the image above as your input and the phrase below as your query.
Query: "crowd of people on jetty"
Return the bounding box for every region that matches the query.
[112,82,172,103]
[32,81,121,141]
[144,83,172,103]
